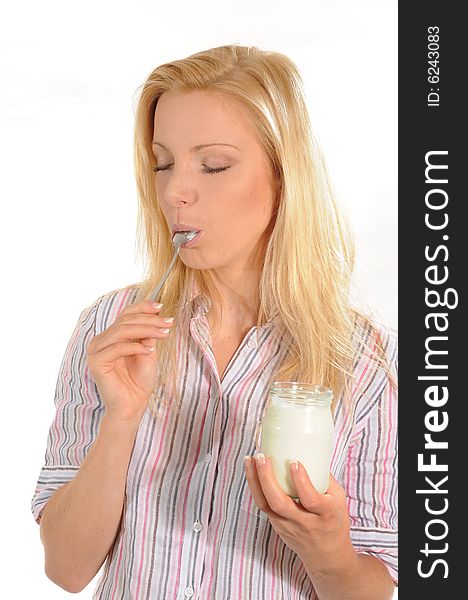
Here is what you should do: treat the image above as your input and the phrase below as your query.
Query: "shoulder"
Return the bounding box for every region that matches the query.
[349,312,398,420]
[351,311,397,371]
[81,283,143,335]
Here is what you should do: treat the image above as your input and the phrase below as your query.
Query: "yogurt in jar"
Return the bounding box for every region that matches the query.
[258,382,334,497]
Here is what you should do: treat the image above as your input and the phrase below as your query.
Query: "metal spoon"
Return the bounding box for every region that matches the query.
[147,231,198,302]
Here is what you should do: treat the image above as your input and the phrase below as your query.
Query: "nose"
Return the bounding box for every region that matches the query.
[161,167,197,208]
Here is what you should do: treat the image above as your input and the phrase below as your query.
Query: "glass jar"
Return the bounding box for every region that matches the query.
[255,382,334,498]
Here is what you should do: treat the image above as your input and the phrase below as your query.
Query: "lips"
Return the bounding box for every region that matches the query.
[171,223,201,234]
[180,230,204,248]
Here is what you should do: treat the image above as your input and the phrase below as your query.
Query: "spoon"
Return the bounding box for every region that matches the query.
[147,231,198,302]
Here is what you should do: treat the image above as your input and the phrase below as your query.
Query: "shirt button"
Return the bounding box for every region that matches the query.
[247,339,256,349]
[193,520,203,532]
[184,586,194,597]
[204,453,212,463]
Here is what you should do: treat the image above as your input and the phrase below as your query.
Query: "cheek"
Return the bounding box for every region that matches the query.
[230,172,273,212]
[219,178,273,236]
[154,180,165,206]
[244,177,276,223]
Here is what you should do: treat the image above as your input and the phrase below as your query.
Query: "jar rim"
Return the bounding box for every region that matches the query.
[270,381,333,403]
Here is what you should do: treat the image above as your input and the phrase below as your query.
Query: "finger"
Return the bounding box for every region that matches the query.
[324,473,347,501]
[139,337,157,347]
[115,310,176,342]
[289,460,328,515]
[89,340,157,364]
[252,454,299,518]
[244,456,272,516]
[88,324,172,355]
[118,299,164,316]
[118,313,175,328]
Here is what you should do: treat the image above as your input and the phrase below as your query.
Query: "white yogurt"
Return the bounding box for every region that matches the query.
[258,383,334,497]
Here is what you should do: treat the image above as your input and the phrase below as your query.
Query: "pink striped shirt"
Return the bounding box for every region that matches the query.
[32,283,398,598]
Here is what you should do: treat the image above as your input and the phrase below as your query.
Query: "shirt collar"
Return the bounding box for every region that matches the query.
[180,274,277,326]
[180,276,212,319]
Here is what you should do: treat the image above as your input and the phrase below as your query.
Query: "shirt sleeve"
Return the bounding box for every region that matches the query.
[31,297,105,525]
[344,325,398,586]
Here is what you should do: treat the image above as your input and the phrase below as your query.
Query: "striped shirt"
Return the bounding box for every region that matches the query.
[31,283,398,598]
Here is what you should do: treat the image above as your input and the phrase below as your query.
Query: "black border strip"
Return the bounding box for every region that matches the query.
[399,2,464,596]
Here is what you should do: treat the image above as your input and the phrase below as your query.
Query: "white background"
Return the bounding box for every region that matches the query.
[0,1,397,597]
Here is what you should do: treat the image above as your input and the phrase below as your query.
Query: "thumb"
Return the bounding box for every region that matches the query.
[325,473,347,499]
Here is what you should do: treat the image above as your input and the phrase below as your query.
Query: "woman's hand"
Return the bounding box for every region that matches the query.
[87,300,175,424]
[244,454,356,575]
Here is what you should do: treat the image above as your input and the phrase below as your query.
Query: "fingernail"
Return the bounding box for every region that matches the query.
[290,460,299,473]
[153,302,163,309]
[161,328,170,334]
[244,456,251,468]
[164,317,175,323]
[255,453,266,466]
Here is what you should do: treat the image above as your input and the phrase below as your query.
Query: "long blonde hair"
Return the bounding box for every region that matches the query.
[131,44,390,418]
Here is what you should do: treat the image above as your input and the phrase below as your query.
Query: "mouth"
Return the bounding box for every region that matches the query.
[171,223,201,235]
[171,223,203,248]
[178,230,204,248]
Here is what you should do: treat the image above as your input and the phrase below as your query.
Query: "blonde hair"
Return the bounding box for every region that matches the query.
[131,44,391,419]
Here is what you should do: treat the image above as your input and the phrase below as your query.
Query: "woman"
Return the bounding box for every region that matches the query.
[31,45,397,599]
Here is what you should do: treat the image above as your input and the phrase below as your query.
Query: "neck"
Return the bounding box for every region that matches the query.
[207,268,260,329]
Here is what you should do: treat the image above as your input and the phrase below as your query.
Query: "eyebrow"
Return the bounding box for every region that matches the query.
[151,141,241,152]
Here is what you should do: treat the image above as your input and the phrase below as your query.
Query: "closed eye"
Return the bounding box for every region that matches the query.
[153,164,230,175]
[153,164,172,173]
[203,165,230,174]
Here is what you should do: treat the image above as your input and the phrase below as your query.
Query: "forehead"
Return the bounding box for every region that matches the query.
[153,90,255,141]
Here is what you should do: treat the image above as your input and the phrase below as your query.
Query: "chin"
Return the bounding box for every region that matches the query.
[178,253,210,268]
[179,253,228,271]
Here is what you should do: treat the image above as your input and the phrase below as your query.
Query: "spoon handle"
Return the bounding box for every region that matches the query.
[147,248,179,303]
